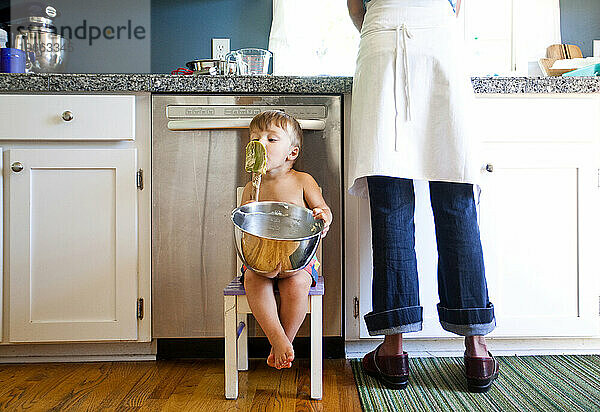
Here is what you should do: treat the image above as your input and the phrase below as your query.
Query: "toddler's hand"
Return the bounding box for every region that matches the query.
[312,207,330,238]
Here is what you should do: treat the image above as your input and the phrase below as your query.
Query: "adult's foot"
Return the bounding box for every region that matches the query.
[377,334,404,356]
[465,335,489,357]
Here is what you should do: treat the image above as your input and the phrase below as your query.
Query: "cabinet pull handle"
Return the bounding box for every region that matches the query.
[62,110,74,122]
[11,162,23,172]
[485,164,494,173]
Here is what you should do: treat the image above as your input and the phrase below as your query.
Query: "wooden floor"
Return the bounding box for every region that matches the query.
[0,359,362,411]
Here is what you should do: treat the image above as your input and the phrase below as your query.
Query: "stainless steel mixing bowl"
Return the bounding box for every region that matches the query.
[231,201,324,274]
[19,31,67,72]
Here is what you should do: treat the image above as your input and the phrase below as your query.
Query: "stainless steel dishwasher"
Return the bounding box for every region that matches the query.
[152,95,342,338]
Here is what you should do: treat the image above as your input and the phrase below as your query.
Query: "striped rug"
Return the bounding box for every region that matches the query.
[351,355,600,411]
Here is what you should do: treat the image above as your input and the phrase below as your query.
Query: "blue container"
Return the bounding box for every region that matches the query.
[562,63,600,77]
[0,48,27,73]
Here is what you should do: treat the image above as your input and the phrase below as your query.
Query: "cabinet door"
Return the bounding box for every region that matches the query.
[7,149,138,342]
[479,143,600,337]
[353,181,453,339]
[350,143,600,339]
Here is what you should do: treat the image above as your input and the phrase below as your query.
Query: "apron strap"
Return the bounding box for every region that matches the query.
[395,24,413,151]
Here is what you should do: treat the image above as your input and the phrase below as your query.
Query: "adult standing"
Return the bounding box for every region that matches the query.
[346,0,499,392]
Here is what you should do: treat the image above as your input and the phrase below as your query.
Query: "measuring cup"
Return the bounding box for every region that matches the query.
[225,48,272,75]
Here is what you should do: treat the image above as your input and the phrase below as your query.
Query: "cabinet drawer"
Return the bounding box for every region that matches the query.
[0,94,135,141]
[472,95,600,143]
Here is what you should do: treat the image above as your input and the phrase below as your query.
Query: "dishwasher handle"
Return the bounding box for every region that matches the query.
[167,118,326,131]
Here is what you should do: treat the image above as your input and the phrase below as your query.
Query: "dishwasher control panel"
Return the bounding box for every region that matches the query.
[167,105,327,119]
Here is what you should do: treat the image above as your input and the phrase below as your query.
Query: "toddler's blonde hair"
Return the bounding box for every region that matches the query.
[249,110,303,151]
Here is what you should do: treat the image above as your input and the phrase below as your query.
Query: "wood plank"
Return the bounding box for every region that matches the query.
[294,360,323,412]
[8,363,84,410]
[180,367,223,410]
[160,360,210,410]
[0,359,360,411]
[117,362,178,408]
[321,359,341,412]
[147,360,187,400]
[10,363,91,411]
[337,360,362,412]
[93,362,156,410]
[138,398,168,411]
[67,362,152,410]
[60,362,163,411]
[47,363,140,411]
[0,363,41,406]
[0,365,47,410]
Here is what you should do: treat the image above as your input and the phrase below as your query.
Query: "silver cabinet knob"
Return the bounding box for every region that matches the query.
[11,162,23,172]
[485,164,494,173]
[62,110,73,122]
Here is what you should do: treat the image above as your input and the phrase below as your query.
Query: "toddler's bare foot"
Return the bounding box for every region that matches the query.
[266,350,275,367]
[267,346,293,368]
[271,336,294,369]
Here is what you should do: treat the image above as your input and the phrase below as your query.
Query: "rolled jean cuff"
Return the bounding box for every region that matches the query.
[437,302,496,336]
[364,305,423,336]
[368,322,423,336]
[440,318,496,336]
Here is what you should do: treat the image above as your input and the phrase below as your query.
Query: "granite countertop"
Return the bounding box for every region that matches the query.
[1,73,600,94]
[472,76,600,94]
[0,73,353,94]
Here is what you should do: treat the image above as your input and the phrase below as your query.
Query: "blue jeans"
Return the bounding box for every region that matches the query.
[365,176,496,336]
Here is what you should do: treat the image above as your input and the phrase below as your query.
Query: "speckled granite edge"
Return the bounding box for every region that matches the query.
[0,73,353,94]
[47,74,151,92]
[149,75,353,94]
[471,76,600,94]
[2,73,600,94]
[0,73,48,91]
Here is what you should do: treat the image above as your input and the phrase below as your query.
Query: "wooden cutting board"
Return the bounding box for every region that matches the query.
[546,44,583,59]
[540,44,584,76]
[538,58,576,77]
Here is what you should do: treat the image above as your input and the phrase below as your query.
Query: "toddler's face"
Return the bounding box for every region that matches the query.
[250,125,296,172]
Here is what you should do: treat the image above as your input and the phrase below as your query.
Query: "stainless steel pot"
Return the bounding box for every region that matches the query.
[186,59,227,75]
[186,59,218,71]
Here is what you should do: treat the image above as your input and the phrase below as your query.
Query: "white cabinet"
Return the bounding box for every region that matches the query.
[6,149,139,342]
[479,143,599,337]
[345,96,600,340]
[0,93,151,346]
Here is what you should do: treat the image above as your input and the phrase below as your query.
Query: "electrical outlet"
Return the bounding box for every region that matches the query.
[212,38,230,61]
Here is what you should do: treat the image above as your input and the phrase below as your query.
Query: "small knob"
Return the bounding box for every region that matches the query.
[485,164,494,173]
[62,110,73,122]
[11,162,23,172]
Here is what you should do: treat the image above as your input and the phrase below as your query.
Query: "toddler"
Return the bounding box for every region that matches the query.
[240,110,332,369]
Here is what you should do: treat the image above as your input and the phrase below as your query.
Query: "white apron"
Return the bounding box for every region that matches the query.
[348,0,479,198]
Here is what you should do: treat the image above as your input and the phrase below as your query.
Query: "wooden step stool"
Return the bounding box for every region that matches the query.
[223,275,324,399]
